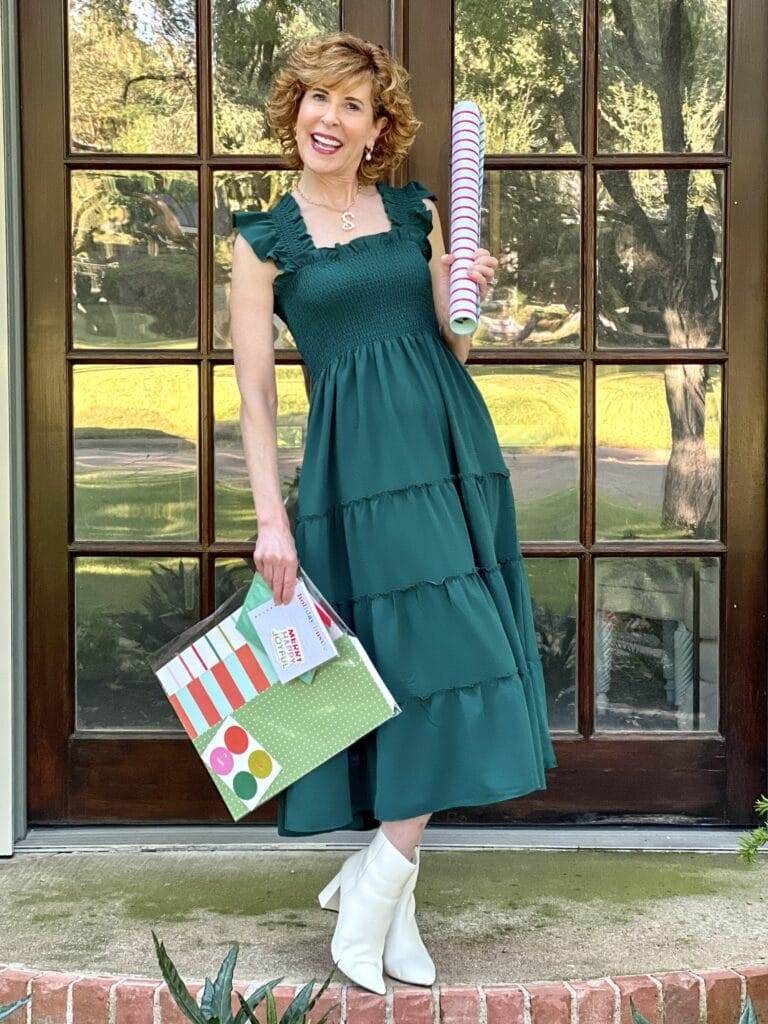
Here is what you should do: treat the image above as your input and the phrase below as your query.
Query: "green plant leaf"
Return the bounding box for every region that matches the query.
[307,966,335,1010]
[234,993,260,1024]
[0,996,32,1021]
[211,943,239,1024]
[291,966,337,1023]
[200,978,216,1018]
[740,994,758,1024]
[266,988,278,1024]
[233,977,285,1024]
[629,995,651,1024]
[280,980,316,1024]
[151,930,206,1024]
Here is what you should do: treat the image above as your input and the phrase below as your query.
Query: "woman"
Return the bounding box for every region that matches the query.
[230,31,557,996]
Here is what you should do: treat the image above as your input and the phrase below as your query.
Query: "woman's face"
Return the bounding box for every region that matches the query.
[294,75,386,176]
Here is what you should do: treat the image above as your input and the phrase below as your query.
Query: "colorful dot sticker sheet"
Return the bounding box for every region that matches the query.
[201,718,282,812]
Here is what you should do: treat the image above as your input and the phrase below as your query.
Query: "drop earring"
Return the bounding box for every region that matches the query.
[365,146,373,161]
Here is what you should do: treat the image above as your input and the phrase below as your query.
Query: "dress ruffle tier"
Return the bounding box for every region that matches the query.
[232,178,557,836]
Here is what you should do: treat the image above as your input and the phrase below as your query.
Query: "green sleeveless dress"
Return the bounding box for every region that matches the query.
[232,178,558,836]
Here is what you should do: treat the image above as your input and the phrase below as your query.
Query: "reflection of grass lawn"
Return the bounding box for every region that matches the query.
[595,491,695,541]
[75,558,171,614]
[216,481,258,541]
[474,367,720,452]
[517,487,673,543]
[74,366,720,452]
[517,487,579,542]
[74,471,198,540]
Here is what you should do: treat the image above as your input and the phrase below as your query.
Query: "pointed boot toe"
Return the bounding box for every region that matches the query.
[383,846,436,986]
[322,827,417,995]
[333,956,387,996]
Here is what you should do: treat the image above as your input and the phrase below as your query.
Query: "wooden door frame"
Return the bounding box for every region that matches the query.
[22,0,767,825]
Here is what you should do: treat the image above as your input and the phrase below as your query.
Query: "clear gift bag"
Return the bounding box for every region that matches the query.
[149,562,400,821]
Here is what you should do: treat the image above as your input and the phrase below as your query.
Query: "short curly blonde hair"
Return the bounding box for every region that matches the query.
[266,31,422,187]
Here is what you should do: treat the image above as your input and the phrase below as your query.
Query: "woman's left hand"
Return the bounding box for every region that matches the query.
[438,248,499,319]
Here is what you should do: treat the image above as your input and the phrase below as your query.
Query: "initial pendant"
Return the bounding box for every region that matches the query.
[341,211,355,231]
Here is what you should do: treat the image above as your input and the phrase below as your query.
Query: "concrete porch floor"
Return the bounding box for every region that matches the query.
[1,840,768,986]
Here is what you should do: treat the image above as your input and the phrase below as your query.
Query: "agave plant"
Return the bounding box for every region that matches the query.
[630,992,758,1023]
[152,931,339,1024]
[738,794,768,865]
[0,995,31,1021]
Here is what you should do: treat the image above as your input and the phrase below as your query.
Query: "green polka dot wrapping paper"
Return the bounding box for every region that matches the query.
[149,569,401,821]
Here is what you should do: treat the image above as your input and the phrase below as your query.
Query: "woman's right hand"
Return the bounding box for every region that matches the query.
[253,524,299,605]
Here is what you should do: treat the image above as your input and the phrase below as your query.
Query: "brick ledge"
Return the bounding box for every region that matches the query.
[2,963,768,1023]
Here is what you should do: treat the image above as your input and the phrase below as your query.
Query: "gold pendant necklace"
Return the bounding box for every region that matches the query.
[295,180,360,231]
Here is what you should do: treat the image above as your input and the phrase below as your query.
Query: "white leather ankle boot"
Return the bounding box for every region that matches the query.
[382,845,436,985]
[317,827,417,995]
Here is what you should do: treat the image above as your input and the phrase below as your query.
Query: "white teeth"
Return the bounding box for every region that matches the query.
[312,134,342,148]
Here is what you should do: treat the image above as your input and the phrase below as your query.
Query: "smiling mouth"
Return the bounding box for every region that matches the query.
[311,133,343,153]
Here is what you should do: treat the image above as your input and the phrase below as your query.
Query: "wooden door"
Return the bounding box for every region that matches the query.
[23,0,767,825]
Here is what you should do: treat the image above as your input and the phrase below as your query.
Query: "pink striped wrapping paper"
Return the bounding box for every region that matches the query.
[448,101,486,334]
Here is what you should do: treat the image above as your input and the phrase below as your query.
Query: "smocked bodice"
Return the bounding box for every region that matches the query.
[232,179,441,378]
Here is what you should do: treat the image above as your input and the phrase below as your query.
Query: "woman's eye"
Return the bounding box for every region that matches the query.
[312,92,359,111]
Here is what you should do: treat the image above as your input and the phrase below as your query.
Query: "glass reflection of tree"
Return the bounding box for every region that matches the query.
[598,1,724,534]
[69,0,197,154]
[72,171,198,347]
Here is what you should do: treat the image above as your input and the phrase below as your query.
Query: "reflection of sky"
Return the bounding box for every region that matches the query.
[130,0,158,42]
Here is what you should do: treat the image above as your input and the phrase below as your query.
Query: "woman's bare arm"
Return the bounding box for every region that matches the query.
[230,233,290,531]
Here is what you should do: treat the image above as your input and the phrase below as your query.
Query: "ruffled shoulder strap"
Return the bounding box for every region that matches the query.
[383,178,436,223]
[405,178,438,215]
[381,178,437,260]
[232,207,281,264]
[233,194,322,272]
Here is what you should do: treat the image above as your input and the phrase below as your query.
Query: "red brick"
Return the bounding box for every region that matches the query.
[612,975,660,1024]
[696,969,743,1024]
[157,980,202,1024]
[651,970,700,1024]
[346,986,386,1024]
[732,966,768,1021]
[484,985,525,1024]
[114,979,160,1024]
[439,986,480,1024]
[524,981,571,1024]
[0,968,41,1024]
[570,979,617,1024]
[392,984,435,1024]
[31,972,80,1024]
[72,976,120,1024]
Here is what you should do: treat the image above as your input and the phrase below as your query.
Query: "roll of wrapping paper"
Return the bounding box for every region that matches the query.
[448,101,486,334]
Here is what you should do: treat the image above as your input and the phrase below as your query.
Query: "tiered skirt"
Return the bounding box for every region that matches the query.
[277,326,557,836]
